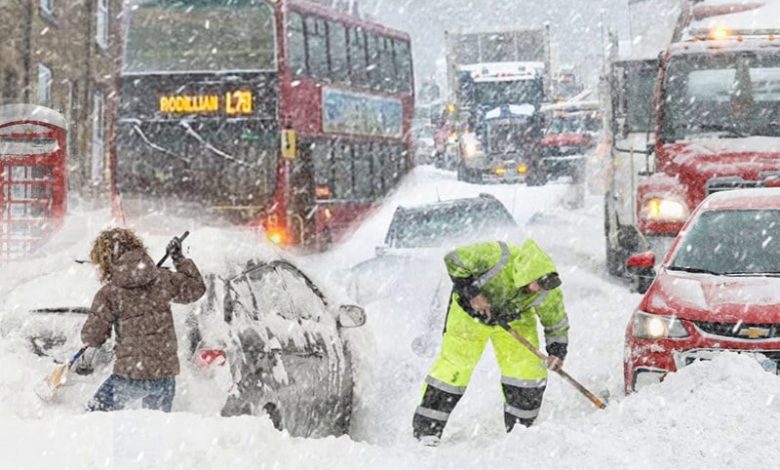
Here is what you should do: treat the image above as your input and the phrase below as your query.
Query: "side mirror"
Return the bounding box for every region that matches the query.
[626,251,656,294]
[337,305,367,328]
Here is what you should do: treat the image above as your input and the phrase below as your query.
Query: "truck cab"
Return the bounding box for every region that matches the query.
[606,0,780,280]
[454,61,546,183]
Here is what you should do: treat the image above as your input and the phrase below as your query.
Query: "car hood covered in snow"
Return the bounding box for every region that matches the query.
[643,270,780,323]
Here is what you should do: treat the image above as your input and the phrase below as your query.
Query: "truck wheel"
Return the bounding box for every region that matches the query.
[604,200,638,277]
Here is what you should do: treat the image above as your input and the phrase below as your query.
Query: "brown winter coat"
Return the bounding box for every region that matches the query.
[81,249,206,380]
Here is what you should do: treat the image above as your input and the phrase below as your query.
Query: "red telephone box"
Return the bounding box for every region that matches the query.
[0,104,68,261]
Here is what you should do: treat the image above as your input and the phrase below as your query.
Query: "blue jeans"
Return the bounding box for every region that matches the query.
[87,374,176,412]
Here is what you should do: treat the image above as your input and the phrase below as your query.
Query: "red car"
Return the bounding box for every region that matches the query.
[624,187,780,394]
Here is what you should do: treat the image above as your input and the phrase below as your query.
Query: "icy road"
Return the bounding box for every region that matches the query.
[1,166,779,469]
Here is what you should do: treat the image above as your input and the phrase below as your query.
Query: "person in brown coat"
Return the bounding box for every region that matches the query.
[82,228,206,412]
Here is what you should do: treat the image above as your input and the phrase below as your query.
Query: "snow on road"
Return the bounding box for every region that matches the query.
[1,166,780,469]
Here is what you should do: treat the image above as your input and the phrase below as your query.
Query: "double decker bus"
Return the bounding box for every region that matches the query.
[112,0,414,248]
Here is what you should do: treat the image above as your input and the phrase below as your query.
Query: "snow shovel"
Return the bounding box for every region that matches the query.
[34,347,88,401]
[156,230,190,267]
[498,320,607,410]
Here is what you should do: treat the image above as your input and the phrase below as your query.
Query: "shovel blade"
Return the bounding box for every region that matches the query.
[34,364,68,402]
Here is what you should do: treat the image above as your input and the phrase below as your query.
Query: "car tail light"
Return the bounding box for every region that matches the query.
[194,348,227,368]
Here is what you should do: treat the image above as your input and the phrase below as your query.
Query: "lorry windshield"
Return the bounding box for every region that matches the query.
[124,0,276,73]
[474,79,544,109]
[662,52,780,141]
[669,209,780,275]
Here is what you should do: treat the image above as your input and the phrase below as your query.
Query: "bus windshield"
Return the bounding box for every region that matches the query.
[124,0,276,73]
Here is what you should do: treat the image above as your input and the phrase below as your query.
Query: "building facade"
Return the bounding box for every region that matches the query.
[0,0,123,198]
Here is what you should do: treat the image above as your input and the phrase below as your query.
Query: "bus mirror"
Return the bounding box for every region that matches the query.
[282,129,297,160]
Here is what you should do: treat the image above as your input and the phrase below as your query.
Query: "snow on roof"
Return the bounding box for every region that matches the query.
[0,104,67,129]
[458,62,544,83]
[703,187,780,210]
[685,0,780,39]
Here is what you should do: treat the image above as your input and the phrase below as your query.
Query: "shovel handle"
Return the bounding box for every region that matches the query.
[68,347,88,367]
[157,231,190,267]
[498,321,606,410]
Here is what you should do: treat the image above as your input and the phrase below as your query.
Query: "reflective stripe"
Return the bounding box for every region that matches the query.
[425,375,466,395]
[504,404,540,419]
[546,335,569,345]
[544,318,569,334]
[445,251,468,270]
[475,242,510,288]
[501,376,548,389]
[531,290,551,308]
[415,406,450,422]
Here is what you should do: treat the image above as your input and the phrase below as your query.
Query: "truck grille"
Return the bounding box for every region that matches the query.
[694,321,780,340]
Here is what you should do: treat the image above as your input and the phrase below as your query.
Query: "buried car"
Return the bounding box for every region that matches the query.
[1,245,366,437]
[623,188,780,394]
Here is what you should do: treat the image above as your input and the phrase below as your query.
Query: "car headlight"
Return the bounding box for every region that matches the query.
[641,197,688,222]
[632,311,689,339]
[516,163,528,174]
[494,166,506,176]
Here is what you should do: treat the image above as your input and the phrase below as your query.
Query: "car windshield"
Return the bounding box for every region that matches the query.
[124,0,276,73]
[662,51,780,141]
[387,200,516,248]
[669,209,780,275]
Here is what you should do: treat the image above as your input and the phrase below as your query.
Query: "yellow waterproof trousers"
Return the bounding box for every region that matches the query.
[413,296,548,438]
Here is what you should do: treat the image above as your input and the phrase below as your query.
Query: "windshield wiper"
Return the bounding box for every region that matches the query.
[696,124,747,138]
[667,266,724,275]
[720,271,780,277]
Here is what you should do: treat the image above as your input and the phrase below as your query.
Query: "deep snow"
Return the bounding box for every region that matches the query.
[1,166,779,469]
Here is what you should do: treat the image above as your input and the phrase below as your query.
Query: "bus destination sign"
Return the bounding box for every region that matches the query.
[159,90,254,116]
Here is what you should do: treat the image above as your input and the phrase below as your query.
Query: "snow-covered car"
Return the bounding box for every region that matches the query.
[623,188,780,394]
[351,193,517,309]
[190,258,366,437]
[1,241,366,438]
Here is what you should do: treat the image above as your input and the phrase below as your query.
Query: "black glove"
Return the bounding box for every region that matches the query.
[166,236,184,262]
[546,342,568,362]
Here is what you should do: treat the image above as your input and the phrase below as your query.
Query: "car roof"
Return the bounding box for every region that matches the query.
[700,188,780,211]
[396,194,504,214]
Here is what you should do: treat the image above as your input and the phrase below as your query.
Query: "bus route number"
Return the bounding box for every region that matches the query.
[225,90,253,116]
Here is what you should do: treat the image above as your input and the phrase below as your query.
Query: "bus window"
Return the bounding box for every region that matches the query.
[383,144,399,189]
[312,140,333,199]
[349,27,368,87]
[367,33,382,90]
[379,36,397,92]
[333,142,353,199]
[371,143,385,195]
[353,143,373,199]
[395,40,413,93]
[125,1,276,73]
[306,16,329,80]
[287,11,307,76]
[328,21,349,84]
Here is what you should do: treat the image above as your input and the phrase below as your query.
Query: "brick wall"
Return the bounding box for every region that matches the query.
[0,0,123,200]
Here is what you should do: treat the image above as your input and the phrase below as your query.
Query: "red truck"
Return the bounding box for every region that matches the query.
[606,0,780,279]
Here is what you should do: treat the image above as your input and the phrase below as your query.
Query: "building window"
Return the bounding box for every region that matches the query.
[40,0,54,15]
[2,69,18,104]
[96,0,109,49]
[37,64,52,107]
[91,93,105,183]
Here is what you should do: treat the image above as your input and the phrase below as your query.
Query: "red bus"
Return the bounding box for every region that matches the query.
[112,0,414,249]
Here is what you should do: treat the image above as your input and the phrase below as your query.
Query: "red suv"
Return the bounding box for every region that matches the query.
[624,187,780,394]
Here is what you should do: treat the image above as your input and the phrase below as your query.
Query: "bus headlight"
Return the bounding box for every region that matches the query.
[641,197,688,222]
[632,311,689,339]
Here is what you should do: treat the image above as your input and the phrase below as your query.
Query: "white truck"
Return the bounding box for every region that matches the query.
[444,27,551,183]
